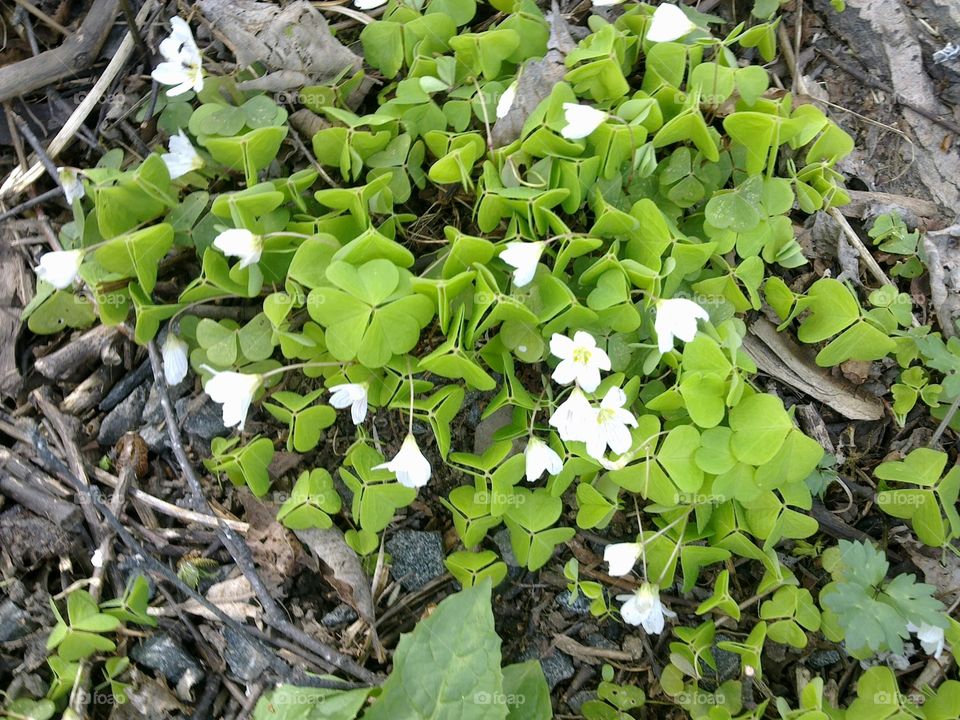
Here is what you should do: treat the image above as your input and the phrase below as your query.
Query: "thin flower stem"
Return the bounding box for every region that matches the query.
[408,369,415,435]
[260,360,346,380]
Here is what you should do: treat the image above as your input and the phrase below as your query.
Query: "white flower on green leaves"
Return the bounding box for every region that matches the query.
[355,0,388,9]
[548,387,595,443]
[162,130,203,179]
[500,241,544,287]
[329,383,368,425]
[560,102,608,140]
[585,386,638,460]
[655,298,709,354]
[58,166,84,204]
[617,582,676,634]
[213,228,263,269]
[161,332,190,386]
[375,433,431,488]
[646,4,698,43]
[908,622,946,659]
[550,330,610,393]
[496,82,517,119]
[34,249,83,289]
[604,542,641,576]
[152,17,203,96]
[524,437,563,483]
[201,367,261,431]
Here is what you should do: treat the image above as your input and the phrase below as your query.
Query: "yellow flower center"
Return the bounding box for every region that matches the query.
[573,347,592,365]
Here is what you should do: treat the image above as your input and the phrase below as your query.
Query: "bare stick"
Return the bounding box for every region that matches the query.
[145,340,379,683]
[0,0,156,198]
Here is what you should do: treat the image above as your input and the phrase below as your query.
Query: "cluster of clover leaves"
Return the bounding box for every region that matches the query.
[18,0,960,718]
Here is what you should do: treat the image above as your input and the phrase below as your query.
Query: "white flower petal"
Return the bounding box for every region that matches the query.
[58,167,84,204]
[548,330,610,392]
[647,4,698,43]
[548,388,596,443]
[604,542,640,576]
[560,102,608,140]
[496,82,517,119]
[329,383,368,425]
[354,0,388,9]
[153,17,203,95]
[34,249,84,290]
[162,333,190,385]
[500,241,543,288]
[655,298,709,354]
[202,367,261,431]
[162,130,203,179]
[524,437,563,482]
[618,583,673,634]
[374,434,431,488]
[213,228,262,269]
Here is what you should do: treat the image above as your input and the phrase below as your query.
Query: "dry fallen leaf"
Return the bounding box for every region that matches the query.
[295,526,382,657]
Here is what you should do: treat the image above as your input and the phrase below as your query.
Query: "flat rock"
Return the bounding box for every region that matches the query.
[0,599,32,643]
[222,626,271,682]
[321,604,359,628]
[386,530,445,592]
[130,633,204,687]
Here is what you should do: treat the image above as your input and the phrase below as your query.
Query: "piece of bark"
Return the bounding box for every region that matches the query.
[0,233,29,399]
[0,0,119,103]
[840,189,944,226]
[923,224,960,338]
[295,526,382,656]
[198,0,362,84]
[743,318,885,420]
[33,324,119,380]
[0,456,80,528]
[491,1,575,148]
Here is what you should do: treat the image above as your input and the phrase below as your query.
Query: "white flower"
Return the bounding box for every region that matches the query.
[201,366,261,431]
[162,130,203,179]
[604,542,641,576]
[374,433,431,488]
[550,330,611,392]
[617,582,676,634]
[585,386,638,460]
[161,333,189,385]
[58,167,84,204]
[908,622,946,659]
[213,228,263,269]
[354,0,387,9]
[560,102,609,140]
[91,548,104,569]
[34,249,84,289]
[152,16,203,96]
[496,82,517,119]
[592,0,626,5]
[646,4,698,43]
[500,241,544,288]
[655,298,709,354]
[548,387,595,443]
[329,383,368,425]
[524,437,563,483]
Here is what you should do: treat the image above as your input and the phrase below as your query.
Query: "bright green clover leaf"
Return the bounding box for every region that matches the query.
[263,389,337,453]
[308,259,435,368]
[277,469,343,530]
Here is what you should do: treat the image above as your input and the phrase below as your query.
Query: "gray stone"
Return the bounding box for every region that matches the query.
[493,528,521,568]
[807,649,842,670]
[538,651,575,690]
[130,633,204,686]
[98,385,147,446]
[473,406,514,455]
[703,636,741,688]
[222,626,271,682]
[178,397,227,440]
[556,589,592,616]
[0,599,32,642]
[386,530,445,592]
[566,690,597,714]
[321,604,358,628]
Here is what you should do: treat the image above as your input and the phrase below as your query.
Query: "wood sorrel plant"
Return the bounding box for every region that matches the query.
[24,1,958,717]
